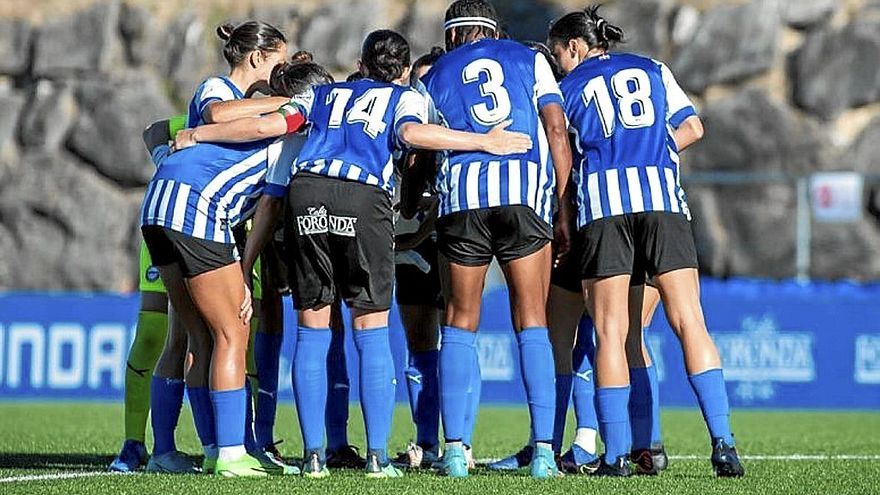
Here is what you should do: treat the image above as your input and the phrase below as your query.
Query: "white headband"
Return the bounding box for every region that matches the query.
[444,16,498,31]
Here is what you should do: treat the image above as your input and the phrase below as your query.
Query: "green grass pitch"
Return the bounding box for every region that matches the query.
[0,403,878,494]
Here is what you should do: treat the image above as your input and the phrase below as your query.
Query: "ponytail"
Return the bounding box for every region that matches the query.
[548,5,624,51]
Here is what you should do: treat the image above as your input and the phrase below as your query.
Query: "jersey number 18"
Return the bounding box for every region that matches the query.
[582,68,656,138]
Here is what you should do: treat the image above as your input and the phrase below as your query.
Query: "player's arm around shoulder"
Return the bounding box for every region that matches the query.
[174,99,307,150]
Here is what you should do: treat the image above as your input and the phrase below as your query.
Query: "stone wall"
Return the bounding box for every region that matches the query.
[0,0,878,291]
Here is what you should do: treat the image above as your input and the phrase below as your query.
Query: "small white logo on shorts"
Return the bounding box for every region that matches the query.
[296,205,358,237]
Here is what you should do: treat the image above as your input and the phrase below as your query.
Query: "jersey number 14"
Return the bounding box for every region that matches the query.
[327,87,394,139]
[582,68,656,138]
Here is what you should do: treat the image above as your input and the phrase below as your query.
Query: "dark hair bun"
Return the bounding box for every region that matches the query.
[216,23,235,41]
[290,50,314,64]
[429,46,446,57]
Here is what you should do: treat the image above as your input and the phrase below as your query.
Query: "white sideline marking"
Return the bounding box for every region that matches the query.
[0,471,119,483]
[476,454,880,464]
[2,455,879,483]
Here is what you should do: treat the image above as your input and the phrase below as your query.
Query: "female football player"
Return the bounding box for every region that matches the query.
[391,46,447,470]
[140,20,294,478]
[419,0,574,479]
[176,29,533,479]
[549,6,743,477]
[109,116,185,474]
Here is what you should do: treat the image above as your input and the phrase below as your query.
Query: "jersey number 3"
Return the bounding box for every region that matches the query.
[582,68,655,138]
[327,87,394,139]
[462,59,512,126]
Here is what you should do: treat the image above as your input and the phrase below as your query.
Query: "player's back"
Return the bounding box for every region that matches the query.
[561,52,690,225]
[422,38,562,222]
[293,79,423,194]
[561,52,677,175]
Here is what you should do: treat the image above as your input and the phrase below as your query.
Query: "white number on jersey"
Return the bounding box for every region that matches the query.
[462,58,512,126]
[581,68,656,137]
[327,87,394,138]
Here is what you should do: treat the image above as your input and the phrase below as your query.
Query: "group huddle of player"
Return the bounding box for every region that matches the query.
[108,0,745,480]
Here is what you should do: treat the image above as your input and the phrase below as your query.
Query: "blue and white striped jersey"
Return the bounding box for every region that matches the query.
[186,76,244,128]
[278,79,428,194]
[263,134,307,198]
[421,39,564,224]
[141,76,268,243]
[150,76,244,166]
[560,53,696,228]
[140,138,281,243]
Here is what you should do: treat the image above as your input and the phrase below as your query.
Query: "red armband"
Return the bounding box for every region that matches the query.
[281,111,306,134]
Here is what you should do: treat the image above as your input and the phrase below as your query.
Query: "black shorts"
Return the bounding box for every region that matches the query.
[395,238,443,308]
[141,226,238,278]
[436,205,552,266]
[579,212,698,281]
[284,172,393,311]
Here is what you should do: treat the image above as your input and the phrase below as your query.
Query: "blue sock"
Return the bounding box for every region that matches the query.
[210,387,247,448]
[689,368,734,445]
[150,376,184,455]
[353,327,395,464]
[187,386,216,449]
[553,373,573,453]
[406,350,440,448]
[597,386,631,461]
[572,316,598,431]
[517,328,556,444]
[244,381,258,452]
[629,366,654,450]
[462,345,481,447]
[293,326,332,453]
[440,326,476,443]
[646,344,663,446]
[254,332,282,448]
[326,328,350,451]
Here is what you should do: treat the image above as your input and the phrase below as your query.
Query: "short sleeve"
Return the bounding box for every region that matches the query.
[264,135,306,197]
[412,79,441,125]
[195,78,237,121]
[534,53,564,110]
[394,89,428,135]
[658,62,697,129]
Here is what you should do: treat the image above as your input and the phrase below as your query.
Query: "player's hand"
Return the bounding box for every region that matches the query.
[173,129,198,152]
[240,282,253,323]
[553,203,572,267]
[482,120,533,155]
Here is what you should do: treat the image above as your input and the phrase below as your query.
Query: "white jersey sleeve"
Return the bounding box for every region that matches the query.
[282,88,316,120]
[657,61,697,128]
[195,77,237,121]
[534,53,564,110]
[264,134,307,198]
[394,88,428,132]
